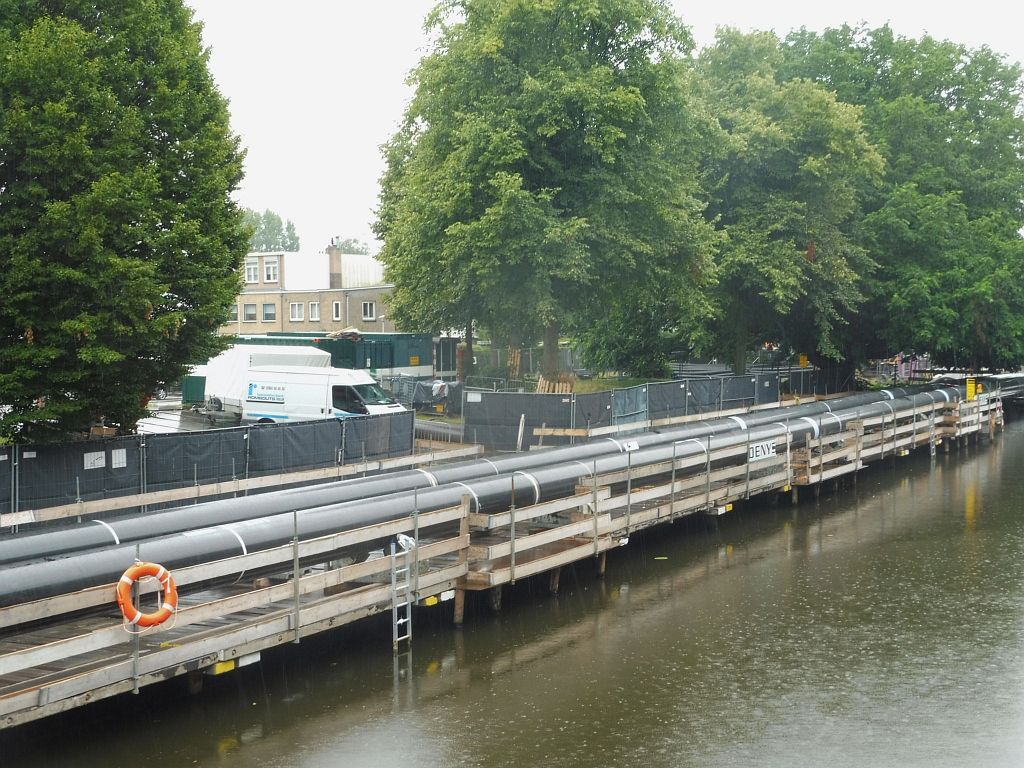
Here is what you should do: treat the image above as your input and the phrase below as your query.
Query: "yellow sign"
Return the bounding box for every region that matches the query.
[799,354,809,368]
[409,355,420,366]
[966,377,976,401]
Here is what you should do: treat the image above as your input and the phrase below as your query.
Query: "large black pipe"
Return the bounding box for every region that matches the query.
[0,386,933,566]
[0,388,960,607]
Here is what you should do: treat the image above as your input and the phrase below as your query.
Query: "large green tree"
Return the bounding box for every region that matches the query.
[0,1,248,439]
[696,29,884,377]
[375,0,716,375]
[243,207,300,252]
[780,25,1024,369]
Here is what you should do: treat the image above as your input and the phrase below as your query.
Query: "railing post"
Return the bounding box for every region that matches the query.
[292,509,301,644]
[509,474,516,584]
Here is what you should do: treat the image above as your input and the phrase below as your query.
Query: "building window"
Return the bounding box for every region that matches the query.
[361,301,375,321]
[243,303,257,322]
[332,300,342,321]
[244,258,259,283]
[264,256,279,283]
[228,304,239,322]
[262,303,277,321]
[309,302,320,322]
[289,302,304,321]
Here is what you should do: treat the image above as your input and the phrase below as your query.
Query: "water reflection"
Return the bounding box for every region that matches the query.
[4,428,1024,767]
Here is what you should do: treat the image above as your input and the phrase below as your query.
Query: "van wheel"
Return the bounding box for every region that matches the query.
[257,418,274,424]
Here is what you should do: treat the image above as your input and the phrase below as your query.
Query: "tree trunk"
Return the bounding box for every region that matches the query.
[731,334,747,375]
[542,322,561,379]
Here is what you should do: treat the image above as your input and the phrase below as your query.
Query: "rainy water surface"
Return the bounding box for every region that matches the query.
[5,421,1024,767]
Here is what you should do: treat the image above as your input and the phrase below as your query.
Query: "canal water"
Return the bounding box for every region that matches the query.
[5,422,1024,766]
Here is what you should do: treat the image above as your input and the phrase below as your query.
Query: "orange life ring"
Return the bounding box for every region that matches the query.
[116,562,178,627]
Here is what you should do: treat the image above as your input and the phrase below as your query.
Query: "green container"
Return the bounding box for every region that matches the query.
[181,374,206,404]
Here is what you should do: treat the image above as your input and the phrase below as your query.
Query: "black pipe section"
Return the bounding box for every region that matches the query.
[0,388,961,607]
[0,386,935,566]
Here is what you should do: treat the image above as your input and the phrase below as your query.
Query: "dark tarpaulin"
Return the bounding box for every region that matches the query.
[281,419,344,472]
[611,385,648,425]
[754,373,781,405]
[16,437,142,510]
[145,429,246,492]
[723,376,756,409]
[575,392,612,431]
[686,378,723,413]
[0,445,10,514]
[647,381,688,420]
[464,391,574,451]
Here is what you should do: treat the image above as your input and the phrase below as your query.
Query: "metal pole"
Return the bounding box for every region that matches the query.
[11,444,17,523]
[625,450,632,533]
[413,489,420,597]
[140,435,148,513]
[671,441,678,516]
[705,434,712,510]
[292,509,301,644]
[509,474,516,584]
[592,460,599,557]
[132,542,141,694]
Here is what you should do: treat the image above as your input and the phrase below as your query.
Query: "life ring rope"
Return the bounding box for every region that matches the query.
[116,561,178,631]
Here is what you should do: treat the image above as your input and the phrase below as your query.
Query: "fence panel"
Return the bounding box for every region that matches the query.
[686,378,724,413]
[611,385,648,426]
[145,429,247,493]
[17,437,142,511]
[0,446,11,515]
[0,412,413,518]
[574,392,612,431]
[463,391,573,451]
[647,381,688,420]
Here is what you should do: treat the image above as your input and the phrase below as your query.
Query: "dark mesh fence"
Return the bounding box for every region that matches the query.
[575,392,613,431]
[144,429,248,493]
[464,391,574,451]
[464,373,787,451]
[9,437,144,511]
[611,386,648,425]
[0,446,10,514]
[0,411,414,517]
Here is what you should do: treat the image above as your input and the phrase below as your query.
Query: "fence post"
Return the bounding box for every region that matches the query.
[139,435,147,513]
[11,444,18,523]
[570,393,577,445]
[243,428,251,496]
[292,509,301,644]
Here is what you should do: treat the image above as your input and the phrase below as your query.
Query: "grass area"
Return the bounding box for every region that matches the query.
[573,375,670,393]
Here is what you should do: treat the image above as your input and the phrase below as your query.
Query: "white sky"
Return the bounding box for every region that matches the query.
[185,1,1024,255]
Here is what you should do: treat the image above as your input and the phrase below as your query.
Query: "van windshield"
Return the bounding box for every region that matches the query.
[353,383,396,405]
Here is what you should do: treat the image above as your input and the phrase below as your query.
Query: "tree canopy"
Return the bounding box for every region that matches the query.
[696,29,884,374]
[376,0,717,375]
[331,237,371,254]
[376,6,1024,378]
[780,25,1024,369]
[243,207,300,252]
[0,0,248,439]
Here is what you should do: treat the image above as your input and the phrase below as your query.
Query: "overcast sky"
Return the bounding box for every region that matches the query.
[185,1,1024,255]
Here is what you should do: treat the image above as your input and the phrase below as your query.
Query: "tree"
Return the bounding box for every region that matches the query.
[243,207,300,252]
[330,237,371,254]
[0,1,248,439]
[780,25,1024,369]
[695,29,884,376]
[375,0,717,376]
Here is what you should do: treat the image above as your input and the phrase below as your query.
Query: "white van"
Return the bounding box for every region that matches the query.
[240,365,406,423]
